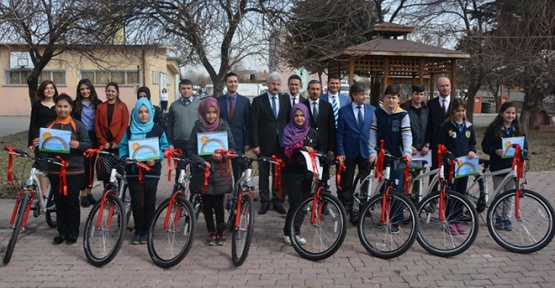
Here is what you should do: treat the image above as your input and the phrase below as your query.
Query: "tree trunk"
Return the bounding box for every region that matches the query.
[465,78,483,123]
[520,86,544,135]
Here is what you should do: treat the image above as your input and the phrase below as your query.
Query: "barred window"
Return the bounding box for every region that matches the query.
[79,70,139,85]
[5,70,65,86]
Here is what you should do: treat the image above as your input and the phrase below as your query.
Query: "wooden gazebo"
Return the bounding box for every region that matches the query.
[322,22,470,103]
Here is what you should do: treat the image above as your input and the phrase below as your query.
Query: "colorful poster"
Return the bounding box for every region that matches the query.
[39,128,71,154]
[197,132,228,156]
[454,156,480,178]
[501,136,525,159]
[129,137,160,161]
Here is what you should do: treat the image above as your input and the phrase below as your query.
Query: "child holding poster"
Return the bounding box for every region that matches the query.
[481,102,528,231]
[438,98,476,235]
[186,97,236,246]
[32,94,92,245]
[119,98,169,245]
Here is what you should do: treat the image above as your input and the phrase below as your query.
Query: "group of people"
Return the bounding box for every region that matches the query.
[26,71,527,248]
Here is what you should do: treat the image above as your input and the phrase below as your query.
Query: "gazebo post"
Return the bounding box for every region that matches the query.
[429,73,435,100]
[419,59,425,85]
[349,58,355,85]
[451,59,457,97]
[383,58,390,94]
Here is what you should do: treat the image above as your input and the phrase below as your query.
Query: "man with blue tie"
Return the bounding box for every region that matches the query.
[320,74,350,129]
[251,72,290,215]
[217,72,251,180]
[336,83,376,212]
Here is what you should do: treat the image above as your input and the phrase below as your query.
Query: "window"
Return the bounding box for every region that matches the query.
[79,70,139,85]
[5,70,66,86]
[152,71,160,84]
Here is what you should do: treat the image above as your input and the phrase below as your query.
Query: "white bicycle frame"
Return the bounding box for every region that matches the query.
[30,168,54,214]
[466,166,516,205]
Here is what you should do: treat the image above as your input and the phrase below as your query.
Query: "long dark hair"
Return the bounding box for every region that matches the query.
[73,79,101,116]
[105,82,123,108]
[36,80,59,101]
[488,102,523,138]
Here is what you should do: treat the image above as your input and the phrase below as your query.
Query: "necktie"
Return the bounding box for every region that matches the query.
[229,96,234,121]
[442,99,447,114]
[292,97,296,106]
[332,96,338,127]
[312,101,318,120]
[357,105,363,128]
[271,96,278,118]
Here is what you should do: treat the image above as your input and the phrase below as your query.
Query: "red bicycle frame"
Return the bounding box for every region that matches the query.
[9,189,35,229]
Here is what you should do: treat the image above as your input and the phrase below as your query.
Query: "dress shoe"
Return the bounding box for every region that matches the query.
[53,235,66,245]
[66,236,78,245]
[258,204,270,215]
[273,204,287,215]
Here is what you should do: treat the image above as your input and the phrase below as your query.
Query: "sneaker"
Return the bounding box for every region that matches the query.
[448,223,459,235]
[81,196,90,208]
[294,235,307,245]
[66,236,78,245]
[283,235,292,246]
[207,232,216,246]
[53,235,66,245]
[494,218,505,230]
[139,232,148,244]
[455,223,467,234]
[503,220,513,231]
[216,231,226,246]
[131,233,141,245]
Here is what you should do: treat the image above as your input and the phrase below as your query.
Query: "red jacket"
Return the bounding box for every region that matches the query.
[94,101,129,146]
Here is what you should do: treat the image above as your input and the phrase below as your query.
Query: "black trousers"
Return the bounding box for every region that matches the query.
[282,170,312,236]
[128,178,158,234]
[201,194,225,233]
[338,156,370,205]
[48,174,82,238]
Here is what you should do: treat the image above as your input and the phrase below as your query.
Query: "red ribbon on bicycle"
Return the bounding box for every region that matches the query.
[437,144,447,186]
[402,156,411,196]
[375,140,385,182]
[202,165,210,194]
[163,148,182,181]
[336,156,346,190]
[56,156,70,196]
[271,155,285,200]
[135,162,151,185]
[511,144,524,180]
[83,146,104,188]
[6,145,17,184]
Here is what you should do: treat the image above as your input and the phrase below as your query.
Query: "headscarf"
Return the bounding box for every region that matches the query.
[282,103,310,159]
[137,86,151,100]
[130,98,154,139]
[198,97,220,132]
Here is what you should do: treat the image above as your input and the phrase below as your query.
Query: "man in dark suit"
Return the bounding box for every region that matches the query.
[423,77,452,170]
[336,83,376,211]
[320,74,350,129]
[303,80,336,190]
[251,72,290,215]
[217,72,251,180]
[287,74,306,107]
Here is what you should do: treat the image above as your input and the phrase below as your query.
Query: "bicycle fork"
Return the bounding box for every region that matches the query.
[10,190,33,229]
[164,192,184,231]
[96,192,116,230]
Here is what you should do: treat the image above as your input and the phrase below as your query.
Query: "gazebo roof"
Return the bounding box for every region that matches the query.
[322,38,470,60]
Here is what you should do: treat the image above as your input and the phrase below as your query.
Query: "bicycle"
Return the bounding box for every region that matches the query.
[3,146,61,264]
[416,145,479,257]
[147,154,197,268]
[82,151,146,266]
[484,144,555,253]
[356,144,419,259]
[288,151,347,261]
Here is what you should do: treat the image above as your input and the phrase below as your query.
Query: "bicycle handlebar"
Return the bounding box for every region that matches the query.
[5,146,66,167]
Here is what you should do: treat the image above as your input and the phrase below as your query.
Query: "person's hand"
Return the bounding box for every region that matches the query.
[327,151,335,158]
[421,145,429,156]
[305,146,314,153]
[496,149,504,157]
[252,147,260,155]
[212,153,222,161]
[146,160,156,166]
[169,145,174,150]
[69,139,79,149]
[204,161,211,169]
[28,145,35,152]
[104,143,111,150]
[243,145,250,152]
[369,156,376,164]
[338,155,345,161]
[111,143,119,149]
[405,154,413,163]
[411,146,417,155]
[468,151,476,159]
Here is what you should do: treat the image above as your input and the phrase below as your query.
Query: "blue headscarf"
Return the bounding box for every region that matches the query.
[130,98,154,139]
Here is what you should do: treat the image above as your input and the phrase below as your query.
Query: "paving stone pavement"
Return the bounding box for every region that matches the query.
[1,171,554,287]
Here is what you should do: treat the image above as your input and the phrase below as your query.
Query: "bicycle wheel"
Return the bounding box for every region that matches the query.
[289,192,347,261]
[350,173,373,225]
[357,192,418,259]
[148,196,196,268]
[232,193,255,266]
[45,192,57,228]
[83,193,126,267]
[3,191,29,265]
[416,191,479,257]
[487,189,555,253]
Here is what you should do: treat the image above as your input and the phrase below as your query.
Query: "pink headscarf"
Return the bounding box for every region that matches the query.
[198,97,220,132]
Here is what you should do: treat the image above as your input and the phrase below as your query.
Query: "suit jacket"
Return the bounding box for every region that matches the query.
[250,92,290,155]
[217,93,251,152]
[425,96,451,147]
[320,92,350,109]
[95,101,129,146]
[303,99,336,154]
[287,94,307,109]
[336,103,375,159]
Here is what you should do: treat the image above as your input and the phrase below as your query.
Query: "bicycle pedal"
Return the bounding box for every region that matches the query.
[32,202,40,217]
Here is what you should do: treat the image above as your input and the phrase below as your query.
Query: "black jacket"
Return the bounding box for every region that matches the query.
[401,101,428,150]
[43,119,92,175]
[481,124,528,172]
[282,128,320,173]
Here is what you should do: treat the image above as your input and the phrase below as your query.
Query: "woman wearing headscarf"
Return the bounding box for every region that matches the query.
[119,98,169,245]
[280,103,320,245]
[136,86,166,131]
[186,97,236,246]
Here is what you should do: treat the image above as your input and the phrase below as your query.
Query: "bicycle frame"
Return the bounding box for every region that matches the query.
[467,166,514,205]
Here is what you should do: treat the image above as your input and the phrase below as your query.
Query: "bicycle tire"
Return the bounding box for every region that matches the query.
[487,189,555,253]
[289,192,347,261]
[357,191,418,259]
[416,190,479,257]
[3,191,29,264]
[350,174,372,225]
[148,196,196,268]
[45,192,57,228]
[83,193,126,267]
[231,193,255,266]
